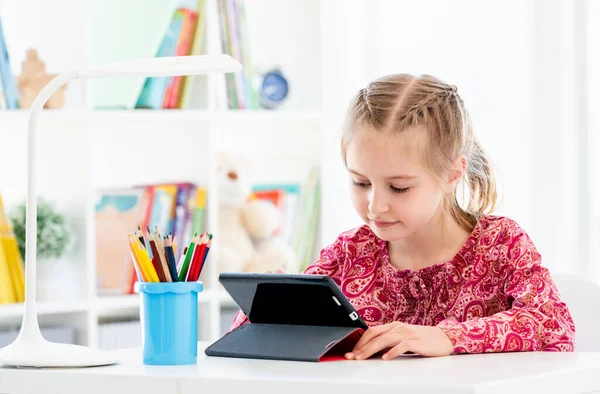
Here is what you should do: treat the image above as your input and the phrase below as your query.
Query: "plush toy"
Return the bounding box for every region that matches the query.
[215,152,299,274]
[17,49,66,109]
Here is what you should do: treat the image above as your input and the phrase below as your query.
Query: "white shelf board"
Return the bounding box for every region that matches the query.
[0,109,321,125]
[92,295,140,314]
[91,289,222,318]
[0,300,89,320]
[0,289,235,322]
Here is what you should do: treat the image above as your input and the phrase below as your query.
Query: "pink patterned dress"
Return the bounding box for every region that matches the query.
[230,216,575,353]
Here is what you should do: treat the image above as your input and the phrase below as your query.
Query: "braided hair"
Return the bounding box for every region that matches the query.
[342,74,497,232]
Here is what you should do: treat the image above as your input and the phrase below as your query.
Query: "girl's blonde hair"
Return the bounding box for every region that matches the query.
[342,74,497,232]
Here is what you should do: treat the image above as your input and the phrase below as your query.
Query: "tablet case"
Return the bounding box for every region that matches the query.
[205,273,368,362]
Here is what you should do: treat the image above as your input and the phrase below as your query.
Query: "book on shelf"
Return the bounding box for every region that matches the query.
[217,0,258,110]
[135,0,205,110]
[0,65,7,110]
[250,184,300,245]
[95,0,257,110]
[250,170,320,272]
[293,167,320,271]
[0,194,25,305]
[95,182,207,296]
[91,0,179,109]
[0,16,20,109]
[178,0,208,109]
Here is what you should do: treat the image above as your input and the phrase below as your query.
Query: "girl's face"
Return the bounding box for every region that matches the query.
[345,127,448,241]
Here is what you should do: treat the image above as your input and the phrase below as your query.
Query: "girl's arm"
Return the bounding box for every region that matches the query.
[437,227,576,353]
[228,236,346,332]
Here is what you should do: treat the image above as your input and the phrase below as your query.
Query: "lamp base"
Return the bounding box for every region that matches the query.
[0,336,118,368]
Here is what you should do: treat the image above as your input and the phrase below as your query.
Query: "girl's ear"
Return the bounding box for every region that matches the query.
[446,155,467,191]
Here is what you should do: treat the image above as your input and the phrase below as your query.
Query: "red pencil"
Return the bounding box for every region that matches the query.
[197,236,212,279]
[187,233,207,281]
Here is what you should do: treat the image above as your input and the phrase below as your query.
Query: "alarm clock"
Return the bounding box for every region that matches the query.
[259,68,289,109]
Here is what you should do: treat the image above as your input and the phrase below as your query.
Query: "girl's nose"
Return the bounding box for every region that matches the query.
[368,188,390,215]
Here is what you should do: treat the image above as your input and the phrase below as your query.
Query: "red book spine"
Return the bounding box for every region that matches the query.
[170,10,198,108]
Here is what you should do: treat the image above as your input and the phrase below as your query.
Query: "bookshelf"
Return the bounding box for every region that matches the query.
[0,0,324,349]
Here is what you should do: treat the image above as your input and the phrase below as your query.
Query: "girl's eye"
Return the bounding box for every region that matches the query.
[390,186,410,194]
[352,180,370,188]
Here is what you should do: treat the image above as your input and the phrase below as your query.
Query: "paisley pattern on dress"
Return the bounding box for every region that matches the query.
[230,215,576,353]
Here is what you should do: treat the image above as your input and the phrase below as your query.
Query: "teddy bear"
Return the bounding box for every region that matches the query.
[215,151,299,274]
[17,49,66,109]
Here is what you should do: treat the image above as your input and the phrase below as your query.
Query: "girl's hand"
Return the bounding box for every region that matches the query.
[346,322,454,360]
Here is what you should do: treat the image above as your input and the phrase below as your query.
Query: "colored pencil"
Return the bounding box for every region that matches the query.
[164,238,179,282]
[187,233,208,282]
[139,226,153,258]
[127,225,212,283]
[176,253,186,275]
[149,237,167,282]
[126,234,146,282]
[154,226,172,282]
[198,235,212,277]
[130,234,159,282]
[178,232,198,281]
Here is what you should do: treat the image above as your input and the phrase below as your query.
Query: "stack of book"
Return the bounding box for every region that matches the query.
[135,0,258,110]
[0,194,25,304]
[135,0,207,109]
[95,182,207,295]
[216,0,258,109]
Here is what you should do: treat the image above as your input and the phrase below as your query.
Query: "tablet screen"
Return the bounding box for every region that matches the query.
[219,273,368,330]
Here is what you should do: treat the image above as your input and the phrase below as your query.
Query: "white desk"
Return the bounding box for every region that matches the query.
[1,342,600,394]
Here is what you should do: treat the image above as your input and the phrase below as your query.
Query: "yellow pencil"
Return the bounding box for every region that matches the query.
[127,235,147,282]
[136,240,160,282]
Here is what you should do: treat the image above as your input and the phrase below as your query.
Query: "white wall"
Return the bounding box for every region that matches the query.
[320,0,594,279]
[370,0,534,229]
[321,0,534,243]
[587,0,600,282]
[319,0,371,245]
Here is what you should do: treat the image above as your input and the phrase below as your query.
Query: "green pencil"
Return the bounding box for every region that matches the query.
[178,232,198,281]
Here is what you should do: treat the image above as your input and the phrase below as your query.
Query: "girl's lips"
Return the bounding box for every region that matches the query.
[371,220,398,229]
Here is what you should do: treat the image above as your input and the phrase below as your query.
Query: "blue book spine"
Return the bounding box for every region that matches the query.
[0,69,7,109]
[135,11,184,109]
[0,19,19,109]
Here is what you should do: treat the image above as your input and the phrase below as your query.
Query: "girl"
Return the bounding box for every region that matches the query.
[230,73,575,359]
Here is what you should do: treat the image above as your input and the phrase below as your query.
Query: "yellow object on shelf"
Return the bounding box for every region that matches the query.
[0,195,25,304]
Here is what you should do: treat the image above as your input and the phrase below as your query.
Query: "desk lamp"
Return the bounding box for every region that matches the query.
[0,54,241,367]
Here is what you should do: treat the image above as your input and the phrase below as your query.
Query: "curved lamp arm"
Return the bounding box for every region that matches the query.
[0,54,241,368]
[24,71,76,305]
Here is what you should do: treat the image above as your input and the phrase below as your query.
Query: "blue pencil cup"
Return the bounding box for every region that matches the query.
[135,281,203,365]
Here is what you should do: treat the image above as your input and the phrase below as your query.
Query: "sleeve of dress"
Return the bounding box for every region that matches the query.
[228,235,346,332]
[437,225,576,353]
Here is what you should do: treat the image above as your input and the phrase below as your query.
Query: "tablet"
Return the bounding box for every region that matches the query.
[219,272,369,330]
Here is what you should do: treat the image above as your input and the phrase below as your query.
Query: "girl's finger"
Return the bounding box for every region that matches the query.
[354,333,405,360]
[382,340,415,360]
[352,322,401,352]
